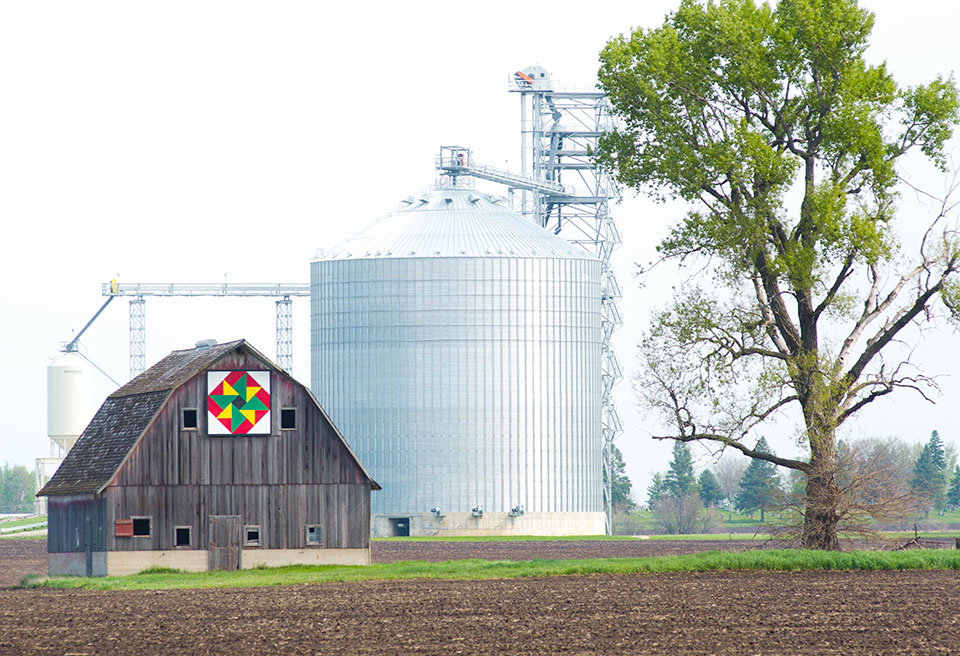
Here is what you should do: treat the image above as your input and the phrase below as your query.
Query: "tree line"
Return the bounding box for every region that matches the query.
[0,463,35,514]
[631,431,957,535]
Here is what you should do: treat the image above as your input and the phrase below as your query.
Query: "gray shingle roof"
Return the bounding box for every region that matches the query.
[38,391,169,496]
[38,339,379,496]
[39,339,270,497]
[108,339,258,397]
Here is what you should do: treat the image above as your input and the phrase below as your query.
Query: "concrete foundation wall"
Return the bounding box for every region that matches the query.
[48,552,107,577]
[106,550,208,576]
[240,548,370,568]
[50,548,372,577]
[372,512,606,537]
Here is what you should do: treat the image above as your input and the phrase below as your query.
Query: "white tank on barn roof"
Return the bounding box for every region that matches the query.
[47,351,93,454]
[311,184,604,536]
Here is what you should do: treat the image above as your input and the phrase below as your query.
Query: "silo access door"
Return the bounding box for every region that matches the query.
[208,515,241,570]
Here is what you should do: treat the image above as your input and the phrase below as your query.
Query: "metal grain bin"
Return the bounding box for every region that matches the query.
[311,185,603,535]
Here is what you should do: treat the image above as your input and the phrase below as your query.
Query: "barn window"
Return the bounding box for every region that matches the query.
[182,408,198,430]
[245,526,261,547]
[281,408,296,430]
[132,517,151,537]
[306,525,322,546]
[174,526,191,547]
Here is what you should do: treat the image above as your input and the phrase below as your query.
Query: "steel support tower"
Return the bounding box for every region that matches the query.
[103,282,309,377]
[129,298,146,379]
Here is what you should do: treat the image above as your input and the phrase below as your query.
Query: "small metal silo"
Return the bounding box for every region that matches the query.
[311,185,603,536]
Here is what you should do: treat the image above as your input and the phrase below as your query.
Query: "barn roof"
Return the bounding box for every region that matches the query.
[108,339,267,397]
[39,339,378,496]
[38,390,170,496]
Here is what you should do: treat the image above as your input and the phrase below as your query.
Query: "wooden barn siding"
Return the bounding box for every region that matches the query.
[47,495,107,553]
[104,484,369,551]
[105,351,371,552]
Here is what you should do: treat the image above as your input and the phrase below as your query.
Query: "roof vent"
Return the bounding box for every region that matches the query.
[195,339,217,350]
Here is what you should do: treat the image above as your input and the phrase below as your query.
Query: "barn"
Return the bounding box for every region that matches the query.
[38,339,379,576]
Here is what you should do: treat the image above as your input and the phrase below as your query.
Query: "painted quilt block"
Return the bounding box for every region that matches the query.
[207,371,271,435]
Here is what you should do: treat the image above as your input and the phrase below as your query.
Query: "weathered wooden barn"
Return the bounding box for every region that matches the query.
[38,339,379,576]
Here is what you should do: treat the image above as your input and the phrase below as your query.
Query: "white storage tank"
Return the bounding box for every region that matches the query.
[46,351,93,454]
[311,184,604,536]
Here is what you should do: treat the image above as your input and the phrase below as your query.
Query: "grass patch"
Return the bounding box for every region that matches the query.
[25,549,960,591]
[376,533,769,543]
[0,515,47,529]
[0,533,46,540]
[374,534,640,542]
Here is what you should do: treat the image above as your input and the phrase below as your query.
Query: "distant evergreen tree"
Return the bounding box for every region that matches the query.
[735,437,780,522]
[948,466,960,510]
[697,469,723,507]
[646,472,665,508]
[912,430,948,512]
[664,442,696,498]
[604,444,635,511]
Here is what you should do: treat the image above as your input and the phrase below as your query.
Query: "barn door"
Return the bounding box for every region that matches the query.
[208,515,241,571]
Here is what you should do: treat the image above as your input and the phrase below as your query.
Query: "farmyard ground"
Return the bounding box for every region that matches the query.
[1,538,958,655]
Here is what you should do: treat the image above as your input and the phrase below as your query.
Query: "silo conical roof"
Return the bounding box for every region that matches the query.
[315,186,592,261]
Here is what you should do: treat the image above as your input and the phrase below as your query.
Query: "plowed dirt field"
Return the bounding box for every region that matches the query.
[2,539,958,655]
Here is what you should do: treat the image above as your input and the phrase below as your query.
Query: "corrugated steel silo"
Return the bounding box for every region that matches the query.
[311,185,603,535]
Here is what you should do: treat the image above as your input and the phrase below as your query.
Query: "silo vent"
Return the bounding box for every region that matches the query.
[195,339,217,350]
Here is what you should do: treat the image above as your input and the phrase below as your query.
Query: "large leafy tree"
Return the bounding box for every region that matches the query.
[598,0,960,548]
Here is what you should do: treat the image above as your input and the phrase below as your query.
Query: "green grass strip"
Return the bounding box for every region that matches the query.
[0,515,47,529]
[374,533,771,542]
[24,549,960,591]
[374,534,641,542]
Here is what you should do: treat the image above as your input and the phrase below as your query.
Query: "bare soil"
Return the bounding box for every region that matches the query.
[2,538,958,655]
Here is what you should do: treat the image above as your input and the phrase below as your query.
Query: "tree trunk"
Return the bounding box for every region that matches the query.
[802,456,841,550]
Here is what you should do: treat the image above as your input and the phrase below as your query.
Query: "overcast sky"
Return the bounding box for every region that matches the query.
[1,1,958,499]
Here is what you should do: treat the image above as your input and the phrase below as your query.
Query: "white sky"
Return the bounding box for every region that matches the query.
[1,1,957,500]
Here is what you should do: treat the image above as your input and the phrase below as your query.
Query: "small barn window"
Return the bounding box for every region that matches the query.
[281,408,297,430]
[306,525,322,546]
[175,526,191,547]
[132,517,151,537]
[245,526,261,547]
[182,408,198,430]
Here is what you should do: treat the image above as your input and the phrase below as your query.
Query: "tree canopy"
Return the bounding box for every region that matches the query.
[0,463,35,514]
[599,0,960,549]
